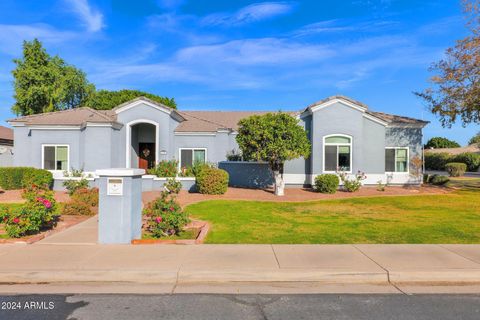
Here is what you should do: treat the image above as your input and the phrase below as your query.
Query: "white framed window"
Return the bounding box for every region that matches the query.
[42,145,69,171]
[385,147,409,173]
[323,135,352,173]
[179,148,207,169]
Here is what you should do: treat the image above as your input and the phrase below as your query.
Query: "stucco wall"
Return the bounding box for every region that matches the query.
[0,145,13,167]
[386,127,423,172]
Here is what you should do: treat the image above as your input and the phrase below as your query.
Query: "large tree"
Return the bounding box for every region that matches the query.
[468,131,480,145]
[415,0,480,126]
[424,137,461,149]
[236,112,311,196]
[12,39,95,116]
[84,89,176,110]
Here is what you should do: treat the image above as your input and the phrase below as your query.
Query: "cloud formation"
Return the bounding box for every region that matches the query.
[64,0,104,32]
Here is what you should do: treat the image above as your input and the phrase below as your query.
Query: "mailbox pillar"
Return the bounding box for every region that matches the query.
[95,168,145,244]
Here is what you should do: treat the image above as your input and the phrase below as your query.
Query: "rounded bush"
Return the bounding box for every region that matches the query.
[313,174,339,194]
[445,162,467,177]
[452,153,480,172]
[424,153,452,171]
[429,174,450,185]
[196,167,229,195]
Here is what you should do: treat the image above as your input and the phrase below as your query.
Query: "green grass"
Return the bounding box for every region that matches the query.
[185,178,480,244]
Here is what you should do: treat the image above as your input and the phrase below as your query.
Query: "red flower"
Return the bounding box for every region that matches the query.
[12,217,20,224]
[155,216,162,223]
[169,206,175,212]
[42,199,52,209]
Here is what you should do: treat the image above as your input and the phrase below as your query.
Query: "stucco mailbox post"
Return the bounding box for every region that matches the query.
[95,168,145,244]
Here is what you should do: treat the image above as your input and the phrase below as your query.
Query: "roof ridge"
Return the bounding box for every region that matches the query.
[84,107,116,121]
[179,112,228,129]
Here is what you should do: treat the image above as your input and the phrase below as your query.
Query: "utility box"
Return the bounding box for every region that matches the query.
[96,168,145,244]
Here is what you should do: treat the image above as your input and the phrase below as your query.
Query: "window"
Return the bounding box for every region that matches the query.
[385,148,408,173]
[324,135,352,172]
[179,148,206,168]
[43,145,69,170]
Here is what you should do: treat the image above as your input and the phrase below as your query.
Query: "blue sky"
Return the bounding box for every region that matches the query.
[0,0,478,144]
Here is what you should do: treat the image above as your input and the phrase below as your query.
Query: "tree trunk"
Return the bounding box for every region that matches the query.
[273,170,285,196]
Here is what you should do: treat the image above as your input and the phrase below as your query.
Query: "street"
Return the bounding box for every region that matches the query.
[1,294,479,320]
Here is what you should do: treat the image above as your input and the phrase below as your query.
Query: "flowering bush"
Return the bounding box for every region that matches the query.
[147,160,178,177]
[338,170,366,192]
[143,178,189,237]
[71,187,99,207]
[4,185,57,238]
[61,187,98,216]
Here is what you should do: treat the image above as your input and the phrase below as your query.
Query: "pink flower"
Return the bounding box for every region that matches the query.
[42,200,52,209]
[155,216,162,223]
[169,206,175,212]
[12,217,19,224]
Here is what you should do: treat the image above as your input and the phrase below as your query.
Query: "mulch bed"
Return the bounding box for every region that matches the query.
[0,215,90,244]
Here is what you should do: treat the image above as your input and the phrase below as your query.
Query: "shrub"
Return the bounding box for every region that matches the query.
[452,152,480,172]
[376,180,386,191]
[424,152,452,170]
[163,178,182,194]
[179,161,213,177]
[468,132,480,146]
[147,160,178,177]
[338,170,366,192]
[445,162,467,177]
[429,174,450,185]
[196,167,229,195]
[0,167,52,190]
[425,137,460,149]
[423,174,431,184]
[71,187,99,207]
[226,149,242,161]
[63,178,90,195]
[61,200,95,216]
[313,174,339,193]
[143,180,188,237]
[3,185,57,238]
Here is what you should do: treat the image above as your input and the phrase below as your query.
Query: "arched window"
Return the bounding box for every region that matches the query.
[323,135,352,172]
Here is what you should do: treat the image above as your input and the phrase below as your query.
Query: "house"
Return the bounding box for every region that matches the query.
[8,95,428,189]
[0,125,14,167]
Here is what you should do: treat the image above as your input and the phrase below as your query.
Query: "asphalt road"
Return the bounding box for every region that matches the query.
[1,294,479,320]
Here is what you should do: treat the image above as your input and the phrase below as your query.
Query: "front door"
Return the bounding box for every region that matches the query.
[138,143,155,170]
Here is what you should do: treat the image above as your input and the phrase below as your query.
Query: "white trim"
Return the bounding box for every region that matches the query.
[115,100,172,115]
[322,134,353,174]
[174,132,216,136]
[385,147,410,174]
[363,113,388,126]
[30,126,81,130]
[178,148,208,169]
[96,168,145,176]
[310,98,367,113]
[41,144,70,171]
[125,119,159,168]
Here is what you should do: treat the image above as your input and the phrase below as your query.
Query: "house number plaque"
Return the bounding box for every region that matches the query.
[107,178,123,196]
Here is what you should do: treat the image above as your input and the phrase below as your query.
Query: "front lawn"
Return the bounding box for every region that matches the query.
[185,180,480,244]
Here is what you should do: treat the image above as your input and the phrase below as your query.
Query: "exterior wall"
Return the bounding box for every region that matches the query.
[0,145,13,167]
[173,134,228,164]
[283,114,311,185]
[82,127,116,171]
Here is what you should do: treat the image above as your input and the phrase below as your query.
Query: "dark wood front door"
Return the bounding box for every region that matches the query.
[138,143,155,170]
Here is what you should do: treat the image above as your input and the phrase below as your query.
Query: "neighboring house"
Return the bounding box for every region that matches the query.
[0,125,13,167]
[8,95,428,188]
[425,144,480,155]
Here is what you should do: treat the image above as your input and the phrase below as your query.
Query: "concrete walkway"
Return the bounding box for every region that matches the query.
[0,243,479,293]
[37,215,98,245]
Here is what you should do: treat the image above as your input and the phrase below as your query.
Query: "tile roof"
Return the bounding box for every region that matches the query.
[0,126,13,141]
[9,107,116,126]
[366,111,429,125]
[176,111,272,132]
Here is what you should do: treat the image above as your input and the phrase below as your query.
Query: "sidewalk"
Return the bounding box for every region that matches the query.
[0,243,479,293]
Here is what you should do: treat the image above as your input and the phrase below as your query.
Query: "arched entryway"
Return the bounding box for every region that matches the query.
[125,120,159,169]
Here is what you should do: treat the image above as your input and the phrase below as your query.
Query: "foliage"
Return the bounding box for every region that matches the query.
[429,174,450,185]
[376,180,387,191]
[424,152,453,170]
[0,167,52,190]
[84,89,176,110]
[226,149,243,161]
[63,168,85,178]
[12,39,95,116]
[63,179,90,196]
[445,162,467,177]
[61,200,95,216]
[163,178,182,194]
[179,162,214,177]
[236,112,311,195]
[313,174,339,194]
[3,185,57,238]
[71,187,99,207]
[468,132,480,145]
[338,170,366,192]
[453,152,480,171]
[196,167,229,195]
[414,1,480,126]
[425,137,461,149]
[147,160,178,177]
[143,178,188,237]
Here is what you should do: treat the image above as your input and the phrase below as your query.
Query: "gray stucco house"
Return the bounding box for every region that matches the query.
[8,95,427,189]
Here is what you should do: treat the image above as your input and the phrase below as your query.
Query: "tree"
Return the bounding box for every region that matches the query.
[84,89,176,110]
[414,0,480,126]
[468,131,480,145]
[236,112,311,196]
[425,137,461,149]
[12,39,95,116]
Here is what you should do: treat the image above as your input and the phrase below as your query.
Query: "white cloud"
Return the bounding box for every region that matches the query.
[202,2,295,26]
[64,0,104,32]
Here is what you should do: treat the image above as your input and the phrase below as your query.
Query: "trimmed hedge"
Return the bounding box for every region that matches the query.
[445,162,467,177]
[453,153,480,172]
[429,174,450,185]
[313,174,339,194]
[196,167,229,195]
[425,152,480,172]
[0,167,53,190]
